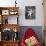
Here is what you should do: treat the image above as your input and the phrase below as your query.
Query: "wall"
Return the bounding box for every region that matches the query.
[0,0,44,26]
[18,0,44,26]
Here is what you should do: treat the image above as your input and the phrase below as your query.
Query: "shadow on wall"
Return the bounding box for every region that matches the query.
[18,26,44,44]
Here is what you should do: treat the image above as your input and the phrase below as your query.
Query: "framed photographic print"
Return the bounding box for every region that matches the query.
[9,10,15,15]
[25,6,36,19]
[9,10,18,15]
[2,10,9,15]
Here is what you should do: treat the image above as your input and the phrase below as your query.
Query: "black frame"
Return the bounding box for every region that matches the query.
[25,6,36,19]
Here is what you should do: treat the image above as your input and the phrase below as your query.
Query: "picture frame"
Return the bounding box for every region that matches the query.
[2,10,9,15]
[9,10,18,15]
[25,6,36,19]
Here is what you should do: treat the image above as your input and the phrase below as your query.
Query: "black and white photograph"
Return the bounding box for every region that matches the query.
[25,6,36,19]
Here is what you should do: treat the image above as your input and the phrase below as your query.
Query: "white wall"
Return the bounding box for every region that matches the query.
[0,0,44,26]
